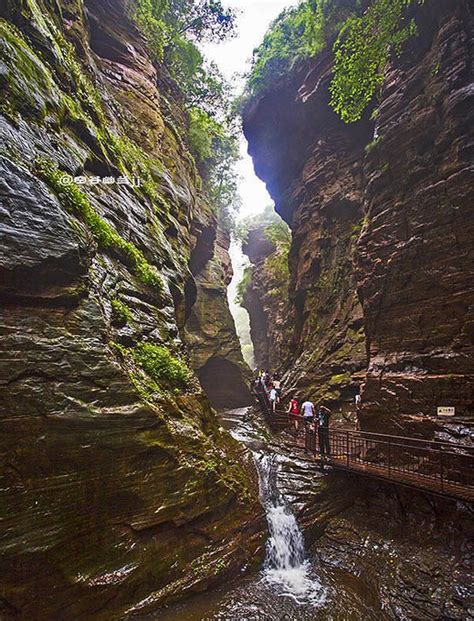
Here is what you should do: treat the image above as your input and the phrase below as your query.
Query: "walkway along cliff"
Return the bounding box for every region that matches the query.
[236,3,474,614]
[242,0,474,438]
[0,1,259,618]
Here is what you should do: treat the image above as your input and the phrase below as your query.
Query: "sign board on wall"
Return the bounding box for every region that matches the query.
[437,406,455,417]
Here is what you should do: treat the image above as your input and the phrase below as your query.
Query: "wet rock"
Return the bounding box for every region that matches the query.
[186,224,253,409]
[0,1,263,618]
[308,478,474,620]
[0,156,92,299]
[241,225,290,371]
[243,0,474,433]
[263,426,473,619]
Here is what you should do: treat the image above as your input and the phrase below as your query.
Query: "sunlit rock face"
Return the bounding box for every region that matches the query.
[243,0,474,435]
[0,0,263,618]
[241,227,289,372]
[185,225,253,409]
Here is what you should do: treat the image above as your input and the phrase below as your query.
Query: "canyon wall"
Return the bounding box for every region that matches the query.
[0,0,261,618]
[243,0,474,436]
[241,226,290,371]
[185,224,253,409]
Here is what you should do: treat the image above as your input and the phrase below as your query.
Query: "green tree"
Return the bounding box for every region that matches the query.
[129,0,240,228]
[264,221,291,246]
[188,106,240,227]
[235,205,285,243]
[244,0,421,124]
[245,0,357,98]
[129,0,236,62]
[330,0,420,123]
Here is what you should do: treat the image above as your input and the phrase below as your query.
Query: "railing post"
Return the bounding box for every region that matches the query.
[439,445,444,493]
[388,439,391,477]
[346,430,349,466]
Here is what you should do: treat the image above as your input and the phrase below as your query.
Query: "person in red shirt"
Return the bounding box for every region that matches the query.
[287,396,300,431]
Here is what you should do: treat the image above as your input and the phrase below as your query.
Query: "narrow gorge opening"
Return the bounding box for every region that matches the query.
[227,239,254,369]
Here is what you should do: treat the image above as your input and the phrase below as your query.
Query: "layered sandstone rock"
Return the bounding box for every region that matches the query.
[0,1,263,618]
[241,226,290,371]
[243,0,473,435]
[185,224,253,409]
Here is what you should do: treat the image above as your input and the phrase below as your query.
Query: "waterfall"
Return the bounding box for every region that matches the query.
[254,452,324,604]
[265,504,305,570]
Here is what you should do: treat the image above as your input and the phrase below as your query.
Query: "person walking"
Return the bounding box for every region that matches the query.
[301,399,315,426]
[268,386,278,414]
[273,374,282,398]
[317,405,331,458]
[287,396,300,415]
[287,396,300,432]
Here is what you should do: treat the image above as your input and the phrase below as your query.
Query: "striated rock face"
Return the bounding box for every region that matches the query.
[276,450,474,620]
[241,226,289,371]
[243,0,473,435]
[185,223,253,409]
[354,0,474,434]
[0,0,263,618]
[307,480,473,620]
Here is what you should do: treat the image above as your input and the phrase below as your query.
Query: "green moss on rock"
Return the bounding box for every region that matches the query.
[0,19,60,120]
[329,372,351,386]
[134,343,191,390]
[34,157,163,292]
[111,299,132,326]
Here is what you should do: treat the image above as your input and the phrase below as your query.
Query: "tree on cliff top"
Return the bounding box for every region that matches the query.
[245,0,358,96]
[235,205,287,243]
[235,208,291,309]
[244,0,423,123]
[129,0,240,226]
[129,0,236,62]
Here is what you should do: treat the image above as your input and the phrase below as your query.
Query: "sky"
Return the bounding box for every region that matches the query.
[200,0,299,220]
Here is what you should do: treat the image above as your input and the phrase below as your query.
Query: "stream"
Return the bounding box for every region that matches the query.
[153,408,385,621]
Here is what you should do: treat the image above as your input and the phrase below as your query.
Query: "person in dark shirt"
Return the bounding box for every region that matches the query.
[317,405,331,458]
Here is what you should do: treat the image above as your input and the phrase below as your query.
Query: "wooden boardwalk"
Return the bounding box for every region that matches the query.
[253,390,474,503]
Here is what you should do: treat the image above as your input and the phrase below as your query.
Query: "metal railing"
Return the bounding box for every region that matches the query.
[289,416,474,501]
[253,385,288,428]
[254,392,474,502]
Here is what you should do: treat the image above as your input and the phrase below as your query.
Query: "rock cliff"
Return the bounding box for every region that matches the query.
[243,0,473,435]
[0,0,262,618]
[241,225,290,371]
[185,223,253,409]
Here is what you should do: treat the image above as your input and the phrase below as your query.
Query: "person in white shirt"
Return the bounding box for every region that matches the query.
[301,400,315,426]
[269,387,278,413]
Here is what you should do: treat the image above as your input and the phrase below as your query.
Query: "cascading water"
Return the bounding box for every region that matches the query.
[156,409,381,620]
[253,452,325,604]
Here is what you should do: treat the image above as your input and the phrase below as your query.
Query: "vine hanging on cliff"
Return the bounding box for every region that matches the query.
[244,0,423,124]
[329,0,422,123]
